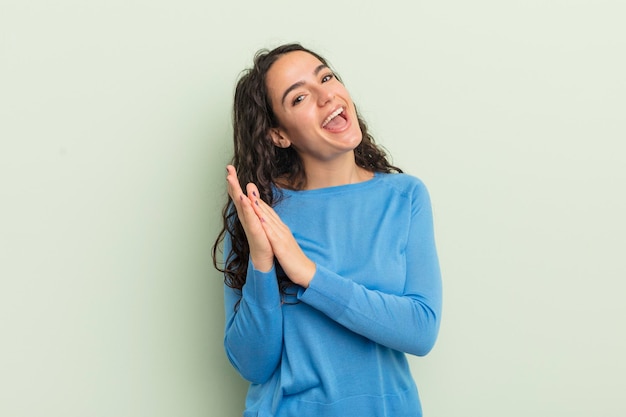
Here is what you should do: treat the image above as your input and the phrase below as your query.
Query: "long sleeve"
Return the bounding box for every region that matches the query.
[225,173,442,417]
[296,178,442,356]
[222,234,283,383]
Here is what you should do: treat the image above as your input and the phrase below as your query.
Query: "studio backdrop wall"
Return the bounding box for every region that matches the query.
[1,1,624,416]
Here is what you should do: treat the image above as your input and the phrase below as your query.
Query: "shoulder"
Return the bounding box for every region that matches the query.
[376,172,430,197]
[375,173,434,217]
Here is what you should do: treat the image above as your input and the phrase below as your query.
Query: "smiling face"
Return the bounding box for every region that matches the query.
[265,51,363,166]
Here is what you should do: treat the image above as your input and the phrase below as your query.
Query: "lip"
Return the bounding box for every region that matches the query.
[321,105,348,129]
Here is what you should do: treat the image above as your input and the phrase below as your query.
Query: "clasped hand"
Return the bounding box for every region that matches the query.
[226,165,315,288]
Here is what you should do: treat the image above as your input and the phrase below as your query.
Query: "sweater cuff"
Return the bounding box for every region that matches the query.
[297,264,350,318]
[242,259,280,309]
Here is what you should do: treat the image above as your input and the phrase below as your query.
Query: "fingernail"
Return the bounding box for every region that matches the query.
[253,191,257,197]
[240,195,243,201]
[255,201,259,206]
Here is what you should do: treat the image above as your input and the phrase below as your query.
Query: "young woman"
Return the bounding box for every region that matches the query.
[212,43,442,417]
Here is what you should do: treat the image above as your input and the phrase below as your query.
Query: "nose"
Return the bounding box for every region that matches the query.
[317,87,334,106]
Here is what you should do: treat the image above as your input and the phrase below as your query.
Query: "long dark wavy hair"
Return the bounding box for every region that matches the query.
[212,43,402,296]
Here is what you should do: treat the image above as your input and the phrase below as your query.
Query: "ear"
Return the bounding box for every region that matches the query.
[269,128,291,149]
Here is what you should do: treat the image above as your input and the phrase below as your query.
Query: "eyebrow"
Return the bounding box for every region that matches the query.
[280,64,329,105]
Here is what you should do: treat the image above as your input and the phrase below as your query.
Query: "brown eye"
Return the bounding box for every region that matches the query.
[292,95,305,106]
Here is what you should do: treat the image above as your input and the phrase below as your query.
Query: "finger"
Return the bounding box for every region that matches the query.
[226,165,241,194]
[251,192,281,225]
[242,182,288,245]
[237,194,257,224]
[248,195,287,241]
[226,165,246,201]
[246,183,266,220]
[226,167,258,228]
[238,195,271,245]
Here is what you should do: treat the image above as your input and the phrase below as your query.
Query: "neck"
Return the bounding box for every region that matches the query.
[301,152,373,190]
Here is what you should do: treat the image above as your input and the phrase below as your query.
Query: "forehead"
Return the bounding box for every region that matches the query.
[266,51,325,95]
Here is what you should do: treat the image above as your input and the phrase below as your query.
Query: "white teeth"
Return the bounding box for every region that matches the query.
[322,107,344,127]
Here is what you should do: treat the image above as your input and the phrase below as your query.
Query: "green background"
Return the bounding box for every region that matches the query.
[2,0,625,416]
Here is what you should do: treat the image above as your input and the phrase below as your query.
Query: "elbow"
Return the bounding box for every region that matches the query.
[224,340,279,384]
[232,360,275,384]
[411,334,438,357]
[409,306,441,357]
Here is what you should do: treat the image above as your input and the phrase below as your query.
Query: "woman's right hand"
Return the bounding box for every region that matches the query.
[226,165,274,272]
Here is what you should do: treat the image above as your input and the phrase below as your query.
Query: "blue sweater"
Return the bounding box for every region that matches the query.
[223,172,442,417]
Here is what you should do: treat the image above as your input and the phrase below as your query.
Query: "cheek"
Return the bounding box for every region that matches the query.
[334,83,351,97]
[286,108,318,131]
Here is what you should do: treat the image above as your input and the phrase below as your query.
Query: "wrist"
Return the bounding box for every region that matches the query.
[292,259,316,288]
[250,255,274,273]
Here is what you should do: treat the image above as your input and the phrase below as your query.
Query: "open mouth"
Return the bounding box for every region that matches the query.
[322,107,348,130]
